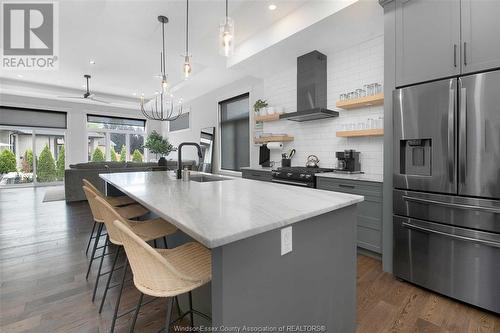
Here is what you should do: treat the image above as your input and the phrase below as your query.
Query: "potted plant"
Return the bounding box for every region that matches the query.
[143,130,176,166]
[253,99,268,116]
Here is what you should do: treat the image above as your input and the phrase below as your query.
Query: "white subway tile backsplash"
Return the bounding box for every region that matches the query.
[260,35,384,179]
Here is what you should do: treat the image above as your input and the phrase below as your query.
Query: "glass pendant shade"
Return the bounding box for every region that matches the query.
[219,17,234,57]
[183,55,192,78]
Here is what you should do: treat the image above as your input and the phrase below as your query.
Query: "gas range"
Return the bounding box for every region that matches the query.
[271,167,334,188]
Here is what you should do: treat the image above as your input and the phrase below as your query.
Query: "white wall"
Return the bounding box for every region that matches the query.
[0,92,162,167]
[162,76,263,173]
[261,35,384,179]
[166,35,384,179]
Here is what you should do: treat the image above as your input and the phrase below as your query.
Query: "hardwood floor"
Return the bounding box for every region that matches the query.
[0,187,498,333]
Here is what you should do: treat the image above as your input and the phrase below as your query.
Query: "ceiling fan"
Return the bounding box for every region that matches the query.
[58,74,111,104]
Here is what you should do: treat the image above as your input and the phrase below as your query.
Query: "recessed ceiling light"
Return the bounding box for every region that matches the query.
[16,74,23,78]
[82,84,86,88]
[132,92,137,96]
[268,4,277,10]
[89,59,96,65]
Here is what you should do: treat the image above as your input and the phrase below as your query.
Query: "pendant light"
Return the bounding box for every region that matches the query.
[183,0,192,78]
[219,0,234,57]
[140,15,183,121]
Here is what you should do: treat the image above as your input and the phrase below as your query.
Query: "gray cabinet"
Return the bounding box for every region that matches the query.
[395,0,500,87]
[395,0,460,87]
[461,0,500,74]
[241,169,272,182]
[317,178,383,254]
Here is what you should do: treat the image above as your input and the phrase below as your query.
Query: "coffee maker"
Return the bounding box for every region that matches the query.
[334,149,362,174]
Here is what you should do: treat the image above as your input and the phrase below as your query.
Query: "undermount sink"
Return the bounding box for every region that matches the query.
[189,175,231,183]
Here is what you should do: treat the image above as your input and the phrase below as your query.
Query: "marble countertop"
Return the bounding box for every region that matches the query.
[316,172,383,183]
[100,171,364,248]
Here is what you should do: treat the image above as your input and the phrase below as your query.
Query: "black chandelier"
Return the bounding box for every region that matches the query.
[140,15,183,121]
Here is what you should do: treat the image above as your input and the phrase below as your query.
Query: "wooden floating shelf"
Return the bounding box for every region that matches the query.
[336,128,384,138]
[254,135,294,144]
[254,113,283,122]
[336,93,384,110]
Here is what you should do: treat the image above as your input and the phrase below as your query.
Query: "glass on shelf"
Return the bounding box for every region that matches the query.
[356,89,366,98]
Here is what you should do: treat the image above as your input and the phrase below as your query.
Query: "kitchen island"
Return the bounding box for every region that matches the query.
[101,171,363,332]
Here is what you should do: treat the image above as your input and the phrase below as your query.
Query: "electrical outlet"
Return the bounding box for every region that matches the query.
[281,226,292,256]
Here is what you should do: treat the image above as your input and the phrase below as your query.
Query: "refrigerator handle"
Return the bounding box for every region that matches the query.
[459,84,467,184]
[448,86,455,183]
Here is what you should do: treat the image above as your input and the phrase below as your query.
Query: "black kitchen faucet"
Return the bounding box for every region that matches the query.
[177,142,203,179]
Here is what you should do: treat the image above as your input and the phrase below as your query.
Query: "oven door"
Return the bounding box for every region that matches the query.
[394,215,500,314]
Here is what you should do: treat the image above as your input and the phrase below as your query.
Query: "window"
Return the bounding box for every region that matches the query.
[219,94,250,172]
[87,115,146,162]
[169,112,190,132]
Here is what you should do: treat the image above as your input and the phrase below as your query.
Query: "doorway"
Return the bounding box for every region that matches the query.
[0,126,66,188]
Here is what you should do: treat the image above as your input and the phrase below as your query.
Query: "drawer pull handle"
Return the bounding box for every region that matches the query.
[402,195,500,214]
[402,222,500,248]
[339,184,355,189]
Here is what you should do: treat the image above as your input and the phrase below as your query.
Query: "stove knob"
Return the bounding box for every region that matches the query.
[299,174,305,178]
[287,173,293,177]
[305,174,312,179]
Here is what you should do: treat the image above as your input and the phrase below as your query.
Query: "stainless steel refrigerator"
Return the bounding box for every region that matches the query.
[393,69,500,314]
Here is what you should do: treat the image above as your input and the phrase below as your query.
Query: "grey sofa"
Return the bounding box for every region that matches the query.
[65,160,197,202]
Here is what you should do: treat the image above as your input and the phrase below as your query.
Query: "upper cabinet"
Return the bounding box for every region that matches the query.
[461,0,500,74]
[395,0,500,87]
[395,0,461,87]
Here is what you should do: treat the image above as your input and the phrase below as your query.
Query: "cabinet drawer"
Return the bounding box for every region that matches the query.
[357,226,381,253]
[317,177,383,254]
[242,170,272,182]
[317,178,382,198]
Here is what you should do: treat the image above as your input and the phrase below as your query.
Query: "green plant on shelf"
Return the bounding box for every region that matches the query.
[253,99,268,113]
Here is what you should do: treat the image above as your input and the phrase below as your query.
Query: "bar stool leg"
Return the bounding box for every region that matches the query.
[85,221,97,256]
[92,235,109,302]
[165,297,174,333]
[163,237,168,249]
[99,246,121,313]
[86,223,103,280]
[110,260,128,333]
[188,291,194,327]
[129,293,144,333]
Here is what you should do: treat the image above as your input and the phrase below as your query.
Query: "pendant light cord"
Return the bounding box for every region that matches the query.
[186,0,189,55]
[161,21,166,76]
[225,0,228,22]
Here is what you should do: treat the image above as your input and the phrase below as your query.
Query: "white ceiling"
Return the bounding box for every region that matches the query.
[0,0,382,107]
[0,0,309,103]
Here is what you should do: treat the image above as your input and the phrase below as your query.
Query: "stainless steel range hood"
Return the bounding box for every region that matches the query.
[280,51,339,122]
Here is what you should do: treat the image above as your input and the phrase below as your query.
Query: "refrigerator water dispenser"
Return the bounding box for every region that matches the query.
[400,139,432,176]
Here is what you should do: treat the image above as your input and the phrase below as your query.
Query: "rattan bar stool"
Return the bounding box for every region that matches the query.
[113,218,212,333]
[82,185,149,289]
[94,196,180,331]
[82,179,137,256]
